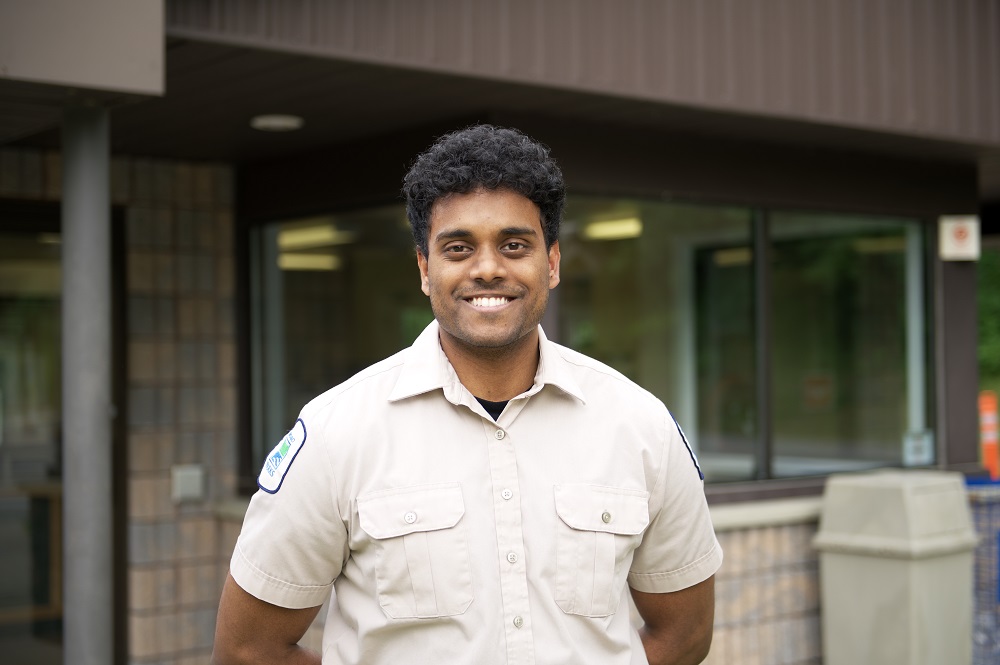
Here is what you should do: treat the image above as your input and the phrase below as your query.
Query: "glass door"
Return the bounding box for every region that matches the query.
[0,227,63,664]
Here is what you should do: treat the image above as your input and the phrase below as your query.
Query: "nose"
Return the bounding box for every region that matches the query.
[469,247,506,282]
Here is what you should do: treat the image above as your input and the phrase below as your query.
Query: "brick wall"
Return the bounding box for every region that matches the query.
[122,158,236,664]
[707,522,822,665]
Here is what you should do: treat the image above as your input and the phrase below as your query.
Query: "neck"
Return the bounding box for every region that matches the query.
[439,330,540,401]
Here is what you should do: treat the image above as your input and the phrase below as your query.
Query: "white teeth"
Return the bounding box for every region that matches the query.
[470,297,509,308]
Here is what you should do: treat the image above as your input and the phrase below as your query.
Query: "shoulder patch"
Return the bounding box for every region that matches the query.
[258,418,307,494]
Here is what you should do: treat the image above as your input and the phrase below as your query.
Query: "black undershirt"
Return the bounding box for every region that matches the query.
[475,397,509,421]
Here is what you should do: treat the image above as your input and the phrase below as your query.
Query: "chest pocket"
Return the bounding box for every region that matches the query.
[357,483,474,619]
[553,484,650,617]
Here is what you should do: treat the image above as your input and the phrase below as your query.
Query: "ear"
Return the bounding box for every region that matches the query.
[547,240,561,289]
[416,249,431,296]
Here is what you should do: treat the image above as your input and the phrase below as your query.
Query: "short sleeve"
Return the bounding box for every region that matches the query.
[627,410,723,593]
[230,412,346,609]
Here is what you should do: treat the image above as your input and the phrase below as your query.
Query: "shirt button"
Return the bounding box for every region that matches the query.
[506,552,518,564]
[494,429,506,440]
[404,511,417,524]
[513,615,524,629]
[501,488,513,500]
[602,511,612,523]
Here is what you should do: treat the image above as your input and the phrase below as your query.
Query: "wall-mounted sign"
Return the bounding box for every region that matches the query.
[938,215,980,261]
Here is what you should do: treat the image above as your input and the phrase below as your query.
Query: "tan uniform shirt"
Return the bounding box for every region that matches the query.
[231,321,722,664]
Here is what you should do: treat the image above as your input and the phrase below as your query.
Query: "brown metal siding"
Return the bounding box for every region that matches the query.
[165,0,1000,146]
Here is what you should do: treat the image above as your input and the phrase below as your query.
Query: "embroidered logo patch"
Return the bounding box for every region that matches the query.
[258,418,307,494]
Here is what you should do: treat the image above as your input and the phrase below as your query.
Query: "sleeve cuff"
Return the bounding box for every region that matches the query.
[230,542,333,610]
[627,541,724,594]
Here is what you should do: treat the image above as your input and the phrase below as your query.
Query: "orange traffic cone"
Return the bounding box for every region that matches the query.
[980,390,998,480]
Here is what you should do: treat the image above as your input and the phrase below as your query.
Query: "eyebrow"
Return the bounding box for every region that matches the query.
[434,226,539,243]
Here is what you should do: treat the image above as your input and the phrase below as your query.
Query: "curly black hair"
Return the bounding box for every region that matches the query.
[403,124,565,256]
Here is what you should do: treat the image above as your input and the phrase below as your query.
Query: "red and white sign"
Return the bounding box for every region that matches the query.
[938,215,980,261]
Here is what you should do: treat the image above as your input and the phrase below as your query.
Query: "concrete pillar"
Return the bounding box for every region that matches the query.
[61,105,113,665]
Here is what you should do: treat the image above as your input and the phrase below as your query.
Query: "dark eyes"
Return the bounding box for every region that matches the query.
[442,242,527,254]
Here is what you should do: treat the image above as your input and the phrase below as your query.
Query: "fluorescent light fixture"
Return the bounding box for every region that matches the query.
[583,217,643,241]
[37,233,61,245]
[251,114,304,132]
[713,247,753,266]
[278,253,342,271]
[278,224,356,250]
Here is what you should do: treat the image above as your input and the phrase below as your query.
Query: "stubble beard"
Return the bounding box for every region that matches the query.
[431,292,548,360]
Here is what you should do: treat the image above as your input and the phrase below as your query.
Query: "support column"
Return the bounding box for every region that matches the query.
[753,209,773,480]
[61,105,113,665]
[937,258,981,471]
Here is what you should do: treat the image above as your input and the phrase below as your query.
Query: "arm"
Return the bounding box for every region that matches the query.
[212,573,323,665]
[630,575,716,665]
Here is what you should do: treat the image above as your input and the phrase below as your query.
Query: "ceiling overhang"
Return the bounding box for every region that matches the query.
[3,36,1000,203]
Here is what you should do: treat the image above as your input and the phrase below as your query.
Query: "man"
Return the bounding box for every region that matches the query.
[212,125,722,665]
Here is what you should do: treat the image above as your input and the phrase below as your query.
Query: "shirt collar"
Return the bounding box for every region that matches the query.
[533,326,586,403]
[388,320,586,404]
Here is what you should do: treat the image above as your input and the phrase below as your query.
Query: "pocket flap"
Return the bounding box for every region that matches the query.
[358,483,465,539]
[554,484,650,535]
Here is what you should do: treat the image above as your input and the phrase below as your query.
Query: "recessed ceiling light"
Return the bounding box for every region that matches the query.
[250,114,304,132]
[278,224,357,250]
[583,217,643,241]
[278,253,341,271]
[713,247,753,266]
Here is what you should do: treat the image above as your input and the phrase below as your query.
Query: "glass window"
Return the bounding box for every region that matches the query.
[249,205,431,464]
[558,198,755,481]
[247,196,932,485]
[0,230,63,663]
[557,198,931,481]
[769,212,932,476]
[692,234,757,481]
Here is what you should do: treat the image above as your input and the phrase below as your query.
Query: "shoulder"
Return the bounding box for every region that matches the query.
[542,342,697,470]
[298,348,408,421]
[548,341,667,414]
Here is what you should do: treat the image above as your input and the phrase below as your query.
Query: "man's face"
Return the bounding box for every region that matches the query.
[417,188,560,356]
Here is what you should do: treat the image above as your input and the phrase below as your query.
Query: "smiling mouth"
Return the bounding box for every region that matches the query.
[467,296,513,308]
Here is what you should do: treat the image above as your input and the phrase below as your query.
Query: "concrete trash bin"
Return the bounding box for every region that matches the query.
[812,470,978,665]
